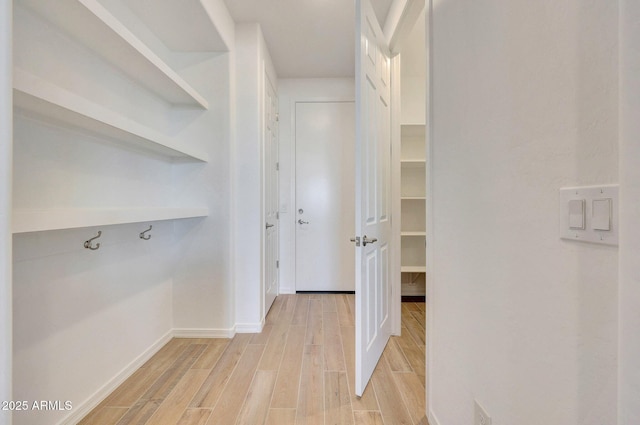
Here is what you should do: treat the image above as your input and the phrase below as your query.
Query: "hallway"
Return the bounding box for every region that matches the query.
[79,294,427,425]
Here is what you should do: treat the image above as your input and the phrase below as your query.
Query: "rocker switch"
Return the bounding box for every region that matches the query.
[568,199,585,230]
[592,199,612,231]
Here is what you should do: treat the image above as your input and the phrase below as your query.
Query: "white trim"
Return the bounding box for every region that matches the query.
[390,53,403,336]
[279,285,296,295]
[0,0,12,420]
[425,0,435,420]
[58,330,173,425]
[173,327,236,339]
[234,319,264,334]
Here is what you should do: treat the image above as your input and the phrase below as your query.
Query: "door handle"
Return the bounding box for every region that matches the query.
[362,235,378,246]
[298,219,309,225]
[266,223,274,229]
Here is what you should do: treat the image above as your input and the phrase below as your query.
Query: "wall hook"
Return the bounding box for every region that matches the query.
[140,225,152,240]
[84,231,102,250]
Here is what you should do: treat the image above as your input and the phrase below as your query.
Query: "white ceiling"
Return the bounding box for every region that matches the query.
[223,0,394,78]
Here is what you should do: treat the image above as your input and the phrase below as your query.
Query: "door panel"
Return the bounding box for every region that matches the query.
[355,0,392,396]
[295,102,355,292]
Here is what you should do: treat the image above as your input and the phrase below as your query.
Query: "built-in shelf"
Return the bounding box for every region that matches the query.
[400,121,426,297]
[14,70,209,162]
[401,266,427,273]
[400,159,426,168]
[401,124,426,136]
[124,0,230,52]
[401,231,426,236]
[19,0,209,108]
[13,207,209,234]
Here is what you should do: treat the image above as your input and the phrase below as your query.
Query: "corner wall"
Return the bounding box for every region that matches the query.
[234,23,278,329]
[429,0,619,423]
[618,0,640,421]
[1,1,12,424]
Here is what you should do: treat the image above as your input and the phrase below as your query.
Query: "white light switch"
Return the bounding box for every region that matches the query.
[592,199,612,231]
[559,185,618,246]
[568,199,585,229]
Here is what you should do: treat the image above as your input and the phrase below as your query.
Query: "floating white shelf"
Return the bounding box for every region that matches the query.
[14,70,209,162]
[401,231,426,236]
[401,196,426,200]
[13,207,209,234]
[401,266,427,273]
[400,124,426,136]
[19,0,209,108]
[401,159,426,168]
[124,0,230,52]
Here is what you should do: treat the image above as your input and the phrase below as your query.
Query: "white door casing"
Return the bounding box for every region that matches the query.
[295,101,355,292]
[264,74,279,316]
[355,0,393,396]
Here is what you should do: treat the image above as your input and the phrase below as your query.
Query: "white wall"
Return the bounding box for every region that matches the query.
[429,0,619,424]
[171,51,236,336]
[618,0,640,422]
[277,79,355,294]
[11,3,235,424]
[1,0,12,424]
[400,9,425,125]
[234,23,278,330]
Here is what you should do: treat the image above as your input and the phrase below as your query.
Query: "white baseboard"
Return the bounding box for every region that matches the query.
[279,287,296,294]
[235,319,264,333]
[429,410,441,425]
[59,330,173,425]
[173,327,236,338]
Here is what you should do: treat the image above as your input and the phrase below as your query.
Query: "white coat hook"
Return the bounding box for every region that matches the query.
[140,225,152,240]
[84,231,102,250]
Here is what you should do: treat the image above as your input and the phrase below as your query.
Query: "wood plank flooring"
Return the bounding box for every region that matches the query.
[80,295,427,425]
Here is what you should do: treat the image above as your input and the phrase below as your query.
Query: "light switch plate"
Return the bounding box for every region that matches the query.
[559,185,618,246]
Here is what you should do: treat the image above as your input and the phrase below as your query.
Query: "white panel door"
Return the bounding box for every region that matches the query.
[354,0,392,396]
[264,75,279,315]
[295,101,355,292]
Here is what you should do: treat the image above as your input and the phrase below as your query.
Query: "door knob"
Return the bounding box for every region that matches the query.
[266,223,274,229]
[298,219,309,225]
[362,235,378,246]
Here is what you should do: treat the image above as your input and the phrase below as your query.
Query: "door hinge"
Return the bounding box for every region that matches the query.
[276,260,279,268]
[276,113,279,122]
[276,162,279,171]
[276,212,280,220]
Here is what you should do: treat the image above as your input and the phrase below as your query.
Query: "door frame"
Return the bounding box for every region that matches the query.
[262,70,279,319]
[293,100,356,293]
[386,0,433,420]
[287,96,354,292]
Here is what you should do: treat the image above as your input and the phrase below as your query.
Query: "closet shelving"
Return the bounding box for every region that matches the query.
[12,0,225,234]
[19,0,209,108]
[400,124,427,293]
[13,70,209,162]
[13,207,209,234]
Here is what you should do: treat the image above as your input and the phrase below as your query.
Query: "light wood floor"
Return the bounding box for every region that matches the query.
[80,294,427,425]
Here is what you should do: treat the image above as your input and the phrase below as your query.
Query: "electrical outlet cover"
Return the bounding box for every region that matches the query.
[474,400,492,425]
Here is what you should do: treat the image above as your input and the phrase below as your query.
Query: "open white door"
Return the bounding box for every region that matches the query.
[354,0,393,396]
